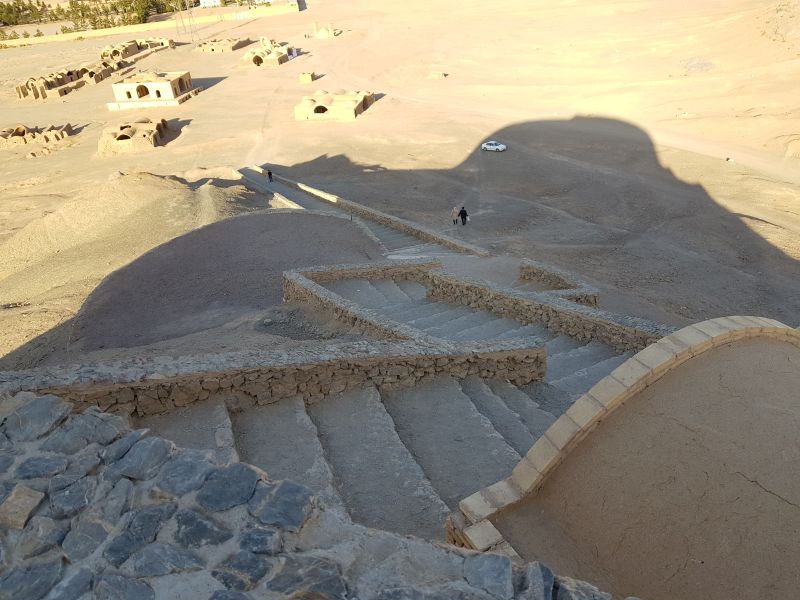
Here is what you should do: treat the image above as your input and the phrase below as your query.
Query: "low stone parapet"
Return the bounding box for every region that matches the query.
[0,338,545,418]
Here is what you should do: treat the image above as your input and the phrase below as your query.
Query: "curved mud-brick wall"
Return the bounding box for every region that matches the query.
[0,339,545,419]
[0,392,617,600]
[452,316,797,554]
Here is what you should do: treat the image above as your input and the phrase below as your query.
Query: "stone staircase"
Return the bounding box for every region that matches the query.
[322,277,631,404]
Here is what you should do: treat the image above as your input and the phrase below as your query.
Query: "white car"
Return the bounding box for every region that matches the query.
[480,140,507,152]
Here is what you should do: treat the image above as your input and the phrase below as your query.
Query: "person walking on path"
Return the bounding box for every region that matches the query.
[267,169,273,183]
[450,206,459,225]
[458,206,468,225]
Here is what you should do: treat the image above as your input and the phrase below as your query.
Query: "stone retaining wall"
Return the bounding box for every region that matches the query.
[285,259,670,354]
[451,316,798,556]
[0,339,545,419]
[423,270,671,353]
[518,259,599,307]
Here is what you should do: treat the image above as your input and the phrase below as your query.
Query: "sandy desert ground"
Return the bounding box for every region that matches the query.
[0,0,798,367]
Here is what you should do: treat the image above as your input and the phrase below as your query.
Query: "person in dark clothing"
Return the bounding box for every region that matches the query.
[458,206,468,225]
[267,170,273,182]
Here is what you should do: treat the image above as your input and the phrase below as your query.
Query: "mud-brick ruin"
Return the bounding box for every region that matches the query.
[0,124,73,158]
[15,38,174,102]
[242,38,295,67]
[107,72,200,111]
[294,91,376,121]
[98,119,170,156]
[0,124,72,148]
[100,38,175,61]
[196,38,250,53]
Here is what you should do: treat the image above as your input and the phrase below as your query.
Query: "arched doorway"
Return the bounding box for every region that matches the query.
[136,85,149,98]
[314,105,328,114]
[253,55,264,66]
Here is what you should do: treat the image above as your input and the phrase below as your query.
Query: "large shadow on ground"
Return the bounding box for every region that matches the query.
[2,117,798,370]
[0,211,381,369]
[269,117,800,326]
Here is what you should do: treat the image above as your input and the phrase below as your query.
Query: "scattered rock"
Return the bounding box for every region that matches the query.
[132,542,204,577]
[15,455,69,479]
[174,508,233,549]
[197,464,260,512]
[0,484,44,529]
[107,437,172,481]
[464,553,514,600]
[49,476,97,518]
[212,550,272,591]
[43,567,92,600]
[16,516,70,559]
[94,573,154,600]
[264,555,347,600]
[3,395,71,442]
[62,518,108,561]
[247,480,315,532]
[239,526,283,555]
[0,558,63,600]
[154,450,214,497]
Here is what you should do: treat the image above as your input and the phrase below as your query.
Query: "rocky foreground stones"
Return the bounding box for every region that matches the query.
[0,390,615,600]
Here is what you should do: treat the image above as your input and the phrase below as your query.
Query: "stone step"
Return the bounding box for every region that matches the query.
[546,341,618,382]
[446,316,529,342]
[550,352,632,397]
[545,334,583,355]
[403,304,473,329]
[307,385,450,539]
[230,396,345,516]
[520,382,577,419]
[495,322,556,341]
[395,279,428,301]
[326,279,390,309]
[485,379,556,440]
[422,309,497,337]
[370,279,415,304]
[459,376,535,456]
[381,376,521,509]
[381,299,442,321]
[137,399,237,465]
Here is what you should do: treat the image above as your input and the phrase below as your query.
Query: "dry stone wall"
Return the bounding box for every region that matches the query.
[518,259,599,307]
[0,339,544,419]
[287,259,672,354]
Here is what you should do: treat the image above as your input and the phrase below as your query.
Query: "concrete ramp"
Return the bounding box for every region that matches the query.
[459,317,800,600]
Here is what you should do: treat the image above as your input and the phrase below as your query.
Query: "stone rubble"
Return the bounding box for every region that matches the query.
[0,391,616,600]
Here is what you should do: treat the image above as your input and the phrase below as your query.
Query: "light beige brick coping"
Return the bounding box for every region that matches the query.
[454,316,799,551]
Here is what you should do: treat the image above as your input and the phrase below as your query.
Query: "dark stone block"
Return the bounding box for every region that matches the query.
[0,558,63,600]
[3,395,71,442]
[211,551,272,591]
[247,480,315,532]
[265,556,347,600]
[174,508,233,549]
[197,464,260,512]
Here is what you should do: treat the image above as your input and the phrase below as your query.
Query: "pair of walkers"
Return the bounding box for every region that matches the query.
[451,206,469,225]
